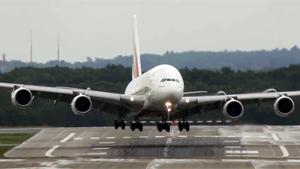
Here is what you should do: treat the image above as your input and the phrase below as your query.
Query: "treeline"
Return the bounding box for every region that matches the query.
[0,64,300,126]
[2,46,300,72]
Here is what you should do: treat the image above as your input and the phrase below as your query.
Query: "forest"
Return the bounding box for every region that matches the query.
[0,64,300,126]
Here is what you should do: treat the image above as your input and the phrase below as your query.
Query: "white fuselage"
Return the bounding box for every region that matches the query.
[125,64,184,114]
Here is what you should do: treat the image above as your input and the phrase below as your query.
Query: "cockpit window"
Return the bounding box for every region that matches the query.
[160,78,180,83]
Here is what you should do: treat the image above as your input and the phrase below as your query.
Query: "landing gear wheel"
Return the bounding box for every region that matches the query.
[114,120,118,130]
[157,123,163,132]
[121,120,126,130]
[114,120,126,130]
[130,121,143,132]
[178,121,190,132]
[178,122,183,132]
[157,122,170,132]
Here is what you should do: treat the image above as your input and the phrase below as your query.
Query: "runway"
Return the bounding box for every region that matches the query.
[2,125,300,168]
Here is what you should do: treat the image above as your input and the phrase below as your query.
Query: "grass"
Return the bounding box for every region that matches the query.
[0,133,34,157]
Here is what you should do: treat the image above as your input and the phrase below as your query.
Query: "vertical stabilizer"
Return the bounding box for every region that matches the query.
[132,15,142,79]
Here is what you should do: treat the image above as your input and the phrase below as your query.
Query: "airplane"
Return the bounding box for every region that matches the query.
[0,15,300,132]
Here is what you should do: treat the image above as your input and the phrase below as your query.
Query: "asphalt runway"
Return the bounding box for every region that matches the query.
[2,125,300,168]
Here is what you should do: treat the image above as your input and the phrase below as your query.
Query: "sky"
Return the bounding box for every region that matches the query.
[0,0,299,62]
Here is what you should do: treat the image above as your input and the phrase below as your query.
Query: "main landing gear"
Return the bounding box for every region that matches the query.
[114,120,126,130]
[156,122,170,132]
[130,121,143,132]
[178,121,190,132]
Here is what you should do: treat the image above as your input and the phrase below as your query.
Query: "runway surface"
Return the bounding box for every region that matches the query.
[2,125,300,168]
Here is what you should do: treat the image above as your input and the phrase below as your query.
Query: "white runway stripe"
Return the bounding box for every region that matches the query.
[60,133,76,143]
[73,137,83,140]
[106,137,116,139]
[155,136,165,138]
[225,150,259,154]
[224,146,241,149]
[271,133,280,141]
[139,136,149,139]
[99,141,115,144]
[178,135,187,138]
[87,152,107,155]
[279,145,289,157]
[45,145,60,157]
[90,137,100,140]
[93,147,110,150]
[224,140,240,143]
[123,136,131,139]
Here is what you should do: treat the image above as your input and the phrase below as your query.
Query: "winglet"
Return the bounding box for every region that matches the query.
[132,15,142,79]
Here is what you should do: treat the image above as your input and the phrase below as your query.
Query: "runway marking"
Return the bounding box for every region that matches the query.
[155,135,165,138]
[99,141,115,144]
[166,137,172,144]
[271,133,280,141]
[221,159,252,162]
[224,140,240,143]
[279,145,289,157]
[224,146,241,149]
[123,136,131,139]
[226,136,238,138]
[0,159,24,162]
[178,135,187,138]
[225,150,259,154]
[90,137,100,140]
[93,147,110,150]
[225,154,259,157]
[287,159,300,163]
[87,152,107,155]
[106,137,116,139]
[60,132,76,143]
[45,145,60,157]
[139,136,149,139]
[73,137,83,140]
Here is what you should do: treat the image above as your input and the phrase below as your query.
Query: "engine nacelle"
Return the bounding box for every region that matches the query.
[71,94,92,115]
[223,99,244,119]
[11,87,33,107]
[273,96,295,117]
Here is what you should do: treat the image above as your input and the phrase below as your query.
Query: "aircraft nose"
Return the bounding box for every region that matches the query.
[162,88,182,103]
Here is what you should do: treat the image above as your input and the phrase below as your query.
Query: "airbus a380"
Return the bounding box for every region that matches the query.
[0,16,300,132]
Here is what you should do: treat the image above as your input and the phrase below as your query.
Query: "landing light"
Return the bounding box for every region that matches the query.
[165,102,172,112]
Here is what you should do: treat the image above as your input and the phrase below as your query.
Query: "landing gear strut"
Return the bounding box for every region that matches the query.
[178,121,190,132]
[130,121,143,132]
[114,120,126,130]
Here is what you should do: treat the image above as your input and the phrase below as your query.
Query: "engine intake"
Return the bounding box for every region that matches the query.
[11,87,33,107]
[274,96,294,117]
[71,94,92,115]
[223,99,244,119]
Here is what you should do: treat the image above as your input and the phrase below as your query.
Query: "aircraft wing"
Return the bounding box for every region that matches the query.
[0,82,144,113]
[178,90,300,111]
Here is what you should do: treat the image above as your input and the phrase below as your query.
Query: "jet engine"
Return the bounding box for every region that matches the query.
[223,99,244,119]
[71,94,92,115]
[11,87,33,107]
[273,96,295,117]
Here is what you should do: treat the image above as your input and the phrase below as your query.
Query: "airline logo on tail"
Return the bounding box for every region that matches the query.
[132,15,142,79]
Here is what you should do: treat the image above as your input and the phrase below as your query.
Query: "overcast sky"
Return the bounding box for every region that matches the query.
[0,0,299,62]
